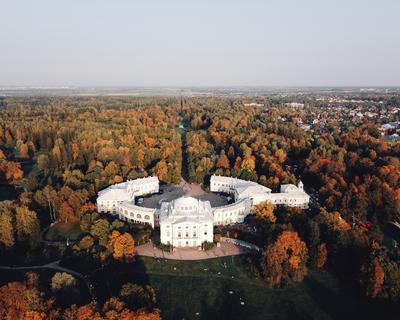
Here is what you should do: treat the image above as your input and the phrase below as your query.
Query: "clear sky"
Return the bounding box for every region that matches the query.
[1,0,399,87]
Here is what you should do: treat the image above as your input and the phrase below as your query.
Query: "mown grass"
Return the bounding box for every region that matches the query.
[91,256,398,320]
[44,222,83,241]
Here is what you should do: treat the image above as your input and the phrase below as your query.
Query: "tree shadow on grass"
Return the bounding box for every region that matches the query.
[303,273,398,320]
[199,282,248,320]
[90,256,151,305]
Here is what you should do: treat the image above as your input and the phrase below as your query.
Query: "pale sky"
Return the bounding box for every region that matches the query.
[1,0,399,87]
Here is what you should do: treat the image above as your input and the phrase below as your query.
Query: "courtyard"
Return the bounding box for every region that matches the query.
[137,177,229,209]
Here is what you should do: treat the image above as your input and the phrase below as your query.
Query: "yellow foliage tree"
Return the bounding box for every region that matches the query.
[15,206,40,246]
[108,231,135,262]
[253,201,276,223]
[241,155,255,172]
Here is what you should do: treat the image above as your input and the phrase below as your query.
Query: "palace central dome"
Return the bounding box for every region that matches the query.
[172,196,200,212]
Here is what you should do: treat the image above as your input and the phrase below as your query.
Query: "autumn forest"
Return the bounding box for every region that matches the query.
[0,95,399,319]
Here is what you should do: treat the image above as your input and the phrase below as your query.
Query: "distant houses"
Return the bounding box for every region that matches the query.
[243,102,264,107]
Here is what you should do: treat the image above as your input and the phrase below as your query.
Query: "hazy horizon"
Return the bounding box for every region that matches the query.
[1,0,400,87]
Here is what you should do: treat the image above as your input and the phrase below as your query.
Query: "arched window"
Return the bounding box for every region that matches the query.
[144,215,150,220]
[137,214,142,219]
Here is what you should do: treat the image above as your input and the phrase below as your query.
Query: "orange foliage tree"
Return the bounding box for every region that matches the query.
[316,243,328,268]
[59,201,76,223]
[262,231,309,287]
[154,160,168,182]
[108,230,135,262]
[216,151,230,169]
[0,276,56,319]
[67,298,161,320]
[19,143,30,159]
[360,257,385,298]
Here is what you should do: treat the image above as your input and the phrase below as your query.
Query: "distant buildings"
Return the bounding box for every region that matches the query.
[244,102,264,107]
[379,121,400,141]
[284,102,305,108]
[97,175,310,248]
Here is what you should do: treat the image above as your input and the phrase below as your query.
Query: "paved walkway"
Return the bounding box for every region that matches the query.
[135,242,253,260]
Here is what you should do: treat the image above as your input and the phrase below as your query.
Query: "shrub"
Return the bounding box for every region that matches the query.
[202,241,215,251]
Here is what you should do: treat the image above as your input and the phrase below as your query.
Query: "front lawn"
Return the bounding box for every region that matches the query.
[90,256,398,320]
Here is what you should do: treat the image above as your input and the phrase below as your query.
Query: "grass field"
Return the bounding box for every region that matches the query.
[44,222,83,241]
[92,256,398,320]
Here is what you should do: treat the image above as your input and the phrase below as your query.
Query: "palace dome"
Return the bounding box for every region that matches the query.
[173,196,199,210]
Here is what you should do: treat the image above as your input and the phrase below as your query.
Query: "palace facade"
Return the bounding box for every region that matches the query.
[96,176,159,227]
[159,196,214,247]
[210,175,309,208]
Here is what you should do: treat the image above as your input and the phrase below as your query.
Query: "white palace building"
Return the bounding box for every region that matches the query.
[96,176,159,227]
[159,196,214,247]
[96,175,310,247]
[209,175,309,209]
